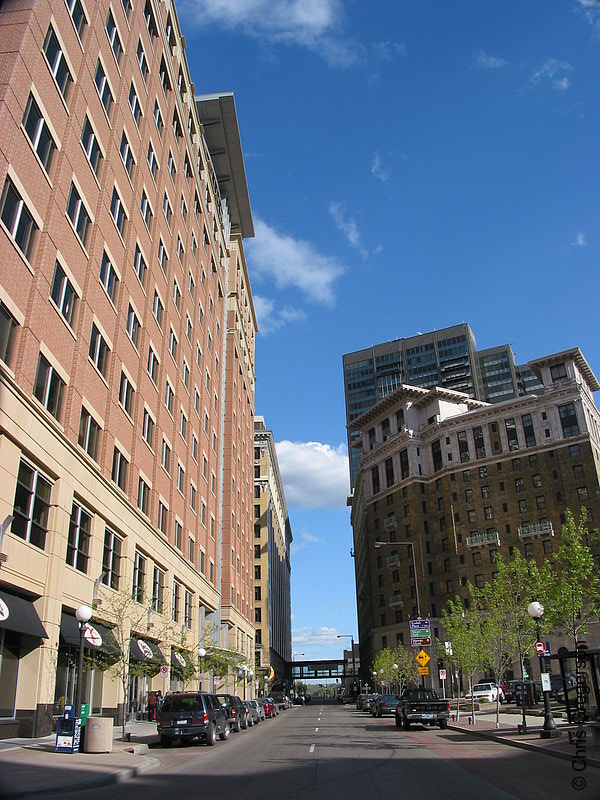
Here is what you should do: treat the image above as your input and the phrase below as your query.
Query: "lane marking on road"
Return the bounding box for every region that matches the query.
[315,727,319,732]
[309,744,315,753]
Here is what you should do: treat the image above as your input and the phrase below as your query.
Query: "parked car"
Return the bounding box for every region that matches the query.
[271,691,291,710]
[243,700,260,726]
[157,691,230,747]
[465,683,504,703]
[550,674,577,700]
[216,693,247,732]
[262,697,277,718]
[371,694,399,717]
[362,693,377,712]
[355,693,366,710]
[339,694,354,704]
[395,688,451,730]
[251,699,266,721]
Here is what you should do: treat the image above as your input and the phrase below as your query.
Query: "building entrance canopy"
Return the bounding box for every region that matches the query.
[0,589,47,639]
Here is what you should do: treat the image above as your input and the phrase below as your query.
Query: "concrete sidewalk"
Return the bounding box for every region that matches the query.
[447,705,600,768]
[0,719,160,799]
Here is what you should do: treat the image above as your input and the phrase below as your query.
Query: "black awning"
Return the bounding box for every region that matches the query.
[129,637,166,666]
[171,648,194,671]
[0,588,48,638]
[60,612,121,658]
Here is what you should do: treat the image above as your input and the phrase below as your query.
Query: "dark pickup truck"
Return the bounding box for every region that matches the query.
[394,688,451,730]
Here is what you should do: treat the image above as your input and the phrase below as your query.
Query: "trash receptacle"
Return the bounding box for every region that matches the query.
[84,716,113,753]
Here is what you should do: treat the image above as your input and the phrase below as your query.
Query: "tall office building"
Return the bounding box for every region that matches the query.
[343,324,544,486]
[348,345,600,686]
[0,0,255,737]
[253,417,292,688]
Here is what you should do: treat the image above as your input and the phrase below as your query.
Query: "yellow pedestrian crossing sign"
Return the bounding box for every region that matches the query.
[415,649,430,667]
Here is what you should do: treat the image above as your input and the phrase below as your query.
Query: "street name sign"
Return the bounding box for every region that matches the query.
[410,618,431,647]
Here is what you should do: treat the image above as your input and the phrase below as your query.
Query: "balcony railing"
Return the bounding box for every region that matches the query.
[386,555,402,568]
[518,521,554,539]
[388,594,404,608]
[466,530,500,548]
[383,516,397,529]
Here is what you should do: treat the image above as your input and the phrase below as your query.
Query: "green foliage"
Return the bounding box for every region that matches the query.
[372,645,418,692]
[540,508,600,647]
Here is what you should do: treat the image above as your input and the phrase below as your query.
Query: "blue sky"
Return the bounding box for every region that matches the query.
[178,1,600,659]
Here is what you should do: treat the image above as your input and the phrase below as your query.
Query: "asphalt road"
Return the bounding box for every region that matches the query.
[79,702,600,800]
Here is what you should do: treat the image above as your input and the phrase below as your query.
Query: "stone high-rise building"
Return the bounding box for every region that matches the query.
[348,345,600,687]
[0,0,255,737]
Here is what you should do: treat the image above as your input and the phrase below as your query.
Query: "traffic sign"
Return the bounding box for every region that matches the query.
[535,641,545,654]
[439,669,447,680]
[415,649,430,667]
[160,665,169,678]
[418,666,429,676]
[410,619,432,647]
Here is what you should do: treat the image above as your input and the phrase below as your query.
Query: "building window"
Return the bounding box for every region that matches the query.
[111,446,128,490]
[505,418,519,451]
[153,100,164,138]
[158,238,168,275]
[515,477,524,492]
[50,262,78,327]
[67,0,88,39]
[151,566,165,612]
[100,250,118,302]
[172,279,181,312]
[89,323,109,376]
[11,460,51,550]
[532,474,543,487]
[66,183,91,247]
[518,498,528,513]
[522,413,536,448]
[464,489,473,502]
[147,345,159,384]
[467,510,476,523]
[1,177,38,260]
[106,9,123,64]
[184,589,193,629]
[577,487,589,501]
[23,93,57,173]
[33,353,65,419]
[484,506,493,520]
[118,370,134,416]
[102,528,121,590]
[43,25,73,100]
[136,39,149,82]
[457,430,470,462]
[94,60,114,117]
[120,131,134,178]
[550,363,567,380]
[536,495,546,509]
[0,302,18,366]
[147,141,158,181]
[126,304,141,348]
[152,290,163,328]
[172,580,180,622]
[142,408,154,448]
[177,463,185,494]
[78,406,101,460]
[110,187,126,236]
[128,82,142,127]
[168,328,178,360]
[133,551,146,603]
[164,380,174,414]
[140,190,153,229]
[559,403,580,438]
[137,476,150,515]
[67,503,91,573]
[161,438,171,473]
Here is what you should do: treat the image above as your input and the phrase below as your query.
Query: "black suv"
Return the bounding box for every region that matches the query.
[216,693,247,732]
[157,692,230,747]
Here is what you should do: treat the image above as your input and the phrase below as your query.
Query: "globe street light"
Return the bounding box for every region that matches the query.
[75,604,92,728]
[527,601,561,739]
[198,646,207,691]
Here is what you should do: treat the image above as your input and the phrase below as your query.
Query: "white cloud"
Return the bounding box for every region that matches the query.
[529,59,572,90]
[328,202,368,259]
[180,0,360,66]
[474,50,507,69]
[371,153,390,184]
[275,440,350,509]
[575,0,600,35]
[290,529,323,555]
[253,294,306,334]
[573,231,587,247]
[372,41,407,61]
[292,625,344,648]
[246,217,344,306]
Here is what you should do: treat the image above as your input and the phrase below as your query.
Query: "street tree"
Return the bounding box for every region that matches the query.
[540,507,600,649]
[439,592,485,724]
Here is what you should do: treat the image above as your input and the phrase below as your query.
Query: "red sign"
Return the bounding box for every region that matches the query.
[535,641,545,654]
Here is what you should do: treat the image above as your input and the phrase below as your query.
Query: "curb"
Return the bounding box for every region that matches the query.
[2,755,160,799]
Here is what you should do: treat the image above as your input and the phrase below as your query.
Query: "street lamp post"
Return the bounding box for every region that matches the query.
[337,635,357,697]
[374,541,421,617]
[197,647,207,691]
[527,601,561,739]
[75,604,92,726]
